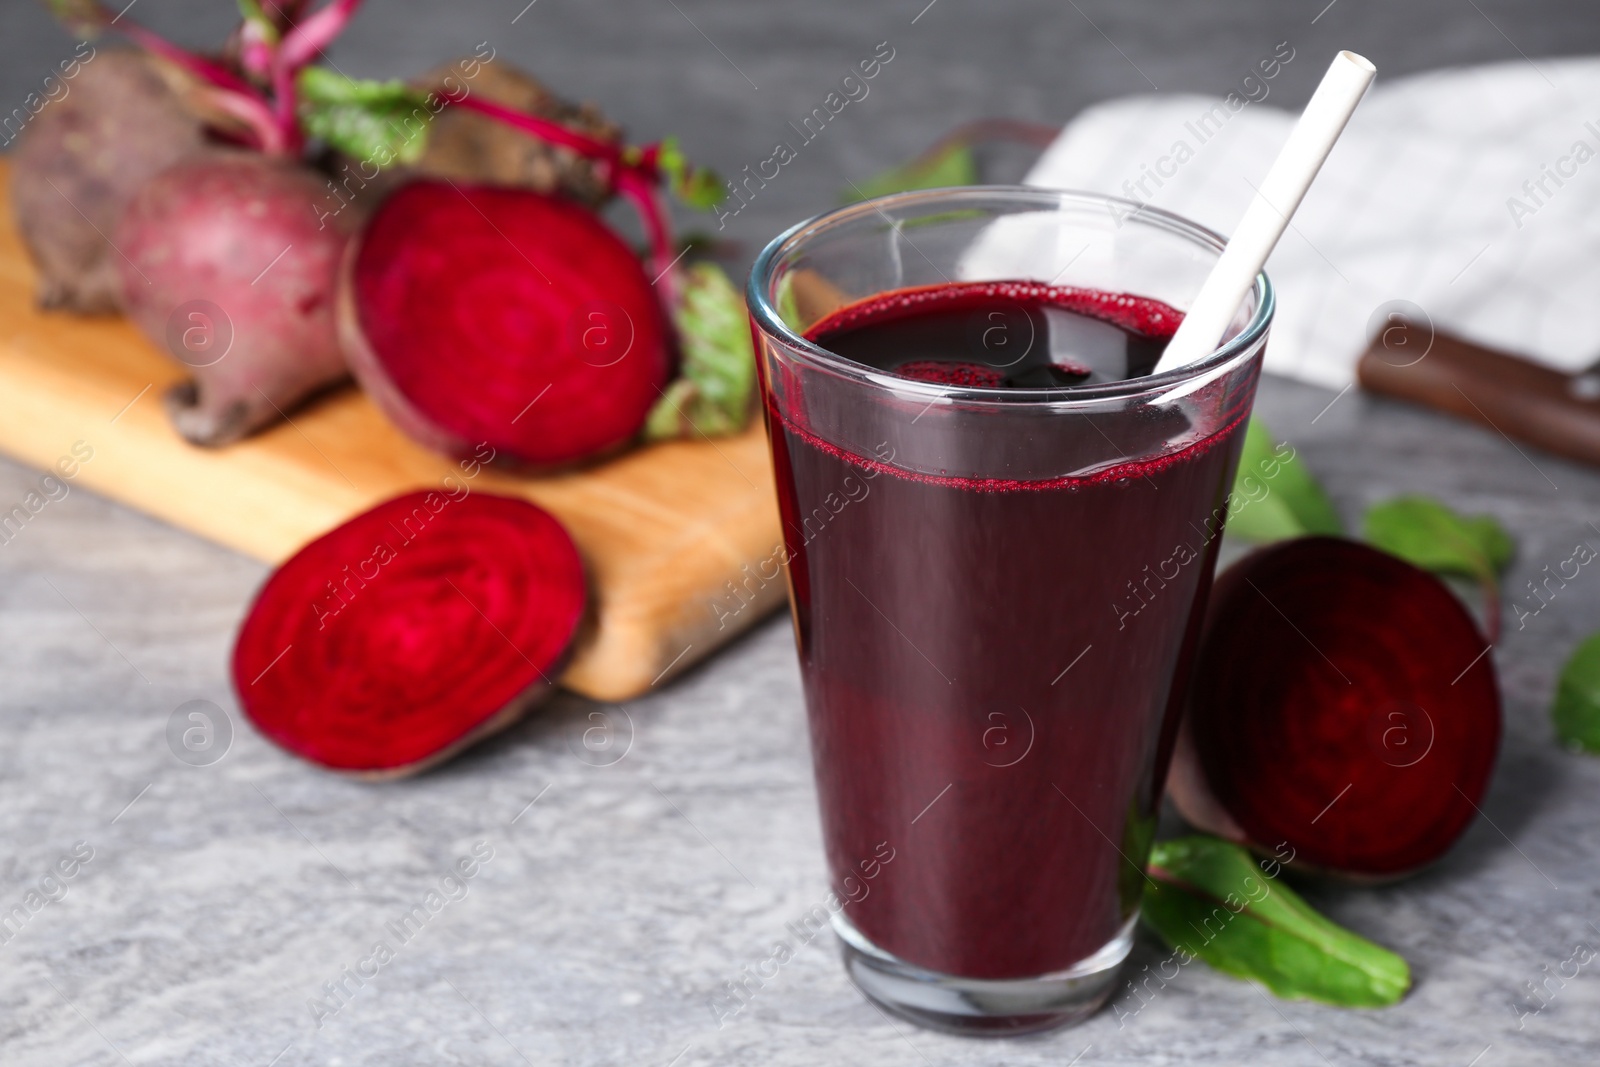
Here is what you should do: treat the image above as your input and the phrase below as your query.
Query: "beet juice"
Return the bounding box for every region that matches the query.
[766,281,1250,982]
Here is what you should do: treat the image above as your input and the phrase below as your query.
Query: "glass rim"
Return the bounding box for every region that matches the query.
[746,185,1275,406]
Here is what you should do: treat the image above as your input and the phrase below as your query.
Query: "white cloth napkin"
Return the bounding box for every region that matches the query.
[1018,57,1600,387]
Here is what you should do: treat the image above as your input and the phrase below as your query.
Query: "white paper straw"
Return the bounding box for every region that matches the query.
[1153,50,1376,374]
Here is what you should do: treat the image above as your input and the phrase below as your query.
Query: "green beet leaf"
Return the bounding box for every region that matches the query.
[45,0,108,36]
[297,67,433,166]
[1553,633,1600,754]
[1226,418,1343,542]
[645,263,757,441]
[1142,836,1411,1007]
[847,141,978,202]
[1362,495,1513,585]
[656,137,726,210]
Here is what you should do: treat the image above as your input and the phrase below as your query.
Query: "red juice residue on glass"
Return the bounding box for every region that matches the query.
[768,281,1248,979]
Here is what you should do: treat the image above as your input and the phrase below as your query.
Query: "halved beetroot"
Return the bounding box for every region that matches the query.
[339,180,671,466]
[232,491,586,777]
[1170,536,1501,879]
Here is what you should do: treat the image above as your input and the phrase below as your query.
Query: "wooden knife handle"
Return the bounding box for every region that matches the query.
[1356,322,1600,468]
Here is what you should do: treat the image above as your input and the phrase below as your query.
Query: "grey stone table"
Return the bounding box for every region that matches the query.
[4,1,1600,1064]
[10,377,1600,1067]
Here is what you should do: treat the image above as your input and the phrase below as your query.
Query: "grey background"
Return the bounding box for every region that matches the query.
[3,2,1600,1065]
[10,0,1600,253]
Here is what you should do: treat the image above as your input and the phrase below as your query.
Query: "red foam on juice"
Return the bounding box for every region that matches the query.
[894,360,1006,387]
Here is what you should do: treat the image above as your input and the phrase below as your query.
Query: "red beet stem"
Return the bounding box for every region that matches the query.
[449,94,682,295]
[614,168,678,298]
[451,94,625,169]
[272,0,371,153]
[236,24,276,83]
[232,490,587,776]
[198,85,288,154]
[111,19,286,152]
[272,0,318,24]
[1180,537,1501,879]
[77,0,368,156]
[278,0,367,71]
[63,0,281,152]
[114,22,259,98]
[269,53,302,156]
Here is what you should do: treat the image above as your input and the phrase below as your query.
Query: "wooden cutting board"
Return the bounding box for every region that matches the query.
[0,162,785,701]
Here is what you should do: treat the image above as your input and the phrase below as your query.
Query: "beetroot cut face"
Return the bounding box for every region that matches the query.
[1184,536,1501,878]
[232,491,587,776]
[341,180,671,466]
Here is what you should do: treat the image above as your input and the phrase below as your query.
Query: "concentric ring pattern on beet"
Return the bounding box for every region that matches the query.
[1187,536,1501,877]
[232,490,587,775]
[341,180,670,466]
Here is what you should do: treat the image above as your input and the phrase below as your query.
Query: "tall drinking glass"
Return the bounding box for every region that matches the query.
[748,189,1272,1035]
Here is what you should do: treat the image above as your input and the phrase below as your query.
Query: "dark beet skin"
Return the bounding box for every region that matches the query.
[232,491,587,777]
[1178,537,1501,878]
[11,49,206,313]
[340,180,671,466]
[406,59,621,206]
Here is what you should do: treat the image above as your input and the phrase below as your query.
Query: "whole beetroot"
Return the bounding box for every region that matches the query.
[10,48,207,313]
[115,152,358,445]
[409,58,621,206]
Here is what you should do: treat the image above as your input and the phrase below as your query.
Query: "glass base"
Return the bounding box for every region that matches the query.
[833,912,1135,1036]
